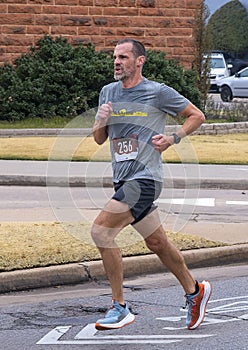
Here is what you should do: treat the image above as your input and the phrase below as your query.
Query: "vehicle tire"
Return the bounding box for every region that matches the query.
[220,86,233,102]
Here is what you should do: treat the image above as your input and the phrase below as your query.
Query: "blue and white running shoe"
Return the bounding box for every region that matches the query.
[95,299,135,330]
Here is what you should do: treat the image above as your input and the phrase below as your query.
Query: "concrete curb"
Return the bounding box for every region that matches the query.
[0,122,247,137]
[0,175,247,190]
[1,244,247,294]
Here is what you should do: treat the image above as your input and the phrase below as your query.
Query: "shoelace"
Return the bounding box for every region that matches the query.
[183,296,196,311]
[104,305,121,318]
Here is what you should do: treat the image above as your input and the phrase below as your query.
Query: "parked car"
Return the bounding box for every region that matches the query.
[217,67,248,102]
[204,53,232,91]
[226,58,248,75]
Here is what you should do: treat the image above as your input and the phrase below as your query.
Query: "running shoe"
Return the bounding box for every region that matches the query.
[95,299,135,330]
[185,280,212,330]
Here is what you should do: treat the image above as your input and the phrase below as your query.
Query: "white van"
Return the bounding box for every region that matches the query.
[205,53,232,91]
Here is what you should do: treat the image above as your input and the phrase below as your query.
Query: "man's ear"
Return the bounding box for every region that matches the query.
[137,55,146,67]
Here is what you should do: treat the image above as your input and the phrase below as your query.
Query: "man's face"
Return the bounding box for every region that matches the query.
[113,43,137,82]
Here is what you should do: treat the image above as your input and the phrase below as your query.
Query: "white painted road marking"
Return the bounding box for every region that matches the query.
[162,296,248,330]
[156,198,248,207]
[36,296,247,345]
[156,198,215,207]
[226,200,248,206]
[37,324,214,345]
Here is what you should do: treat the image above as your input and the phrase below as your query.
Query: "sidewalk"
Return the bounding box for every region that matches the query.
[1,159,248,189]
[0,159,247,294]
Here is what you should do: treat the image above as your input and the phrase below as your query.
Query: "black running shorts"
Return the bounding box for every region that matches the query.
[112,179,163,224]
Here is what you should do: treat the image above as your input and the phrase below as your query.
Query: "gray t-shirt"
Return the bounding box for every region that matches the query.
[96,78,189,183]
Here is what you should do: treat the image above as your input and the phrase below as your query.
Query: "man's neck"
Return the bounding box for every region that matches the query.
[121,75,143,89]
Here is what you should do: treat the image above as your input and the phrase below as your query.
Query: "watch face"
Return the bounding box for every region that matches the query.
[173,133,181,144]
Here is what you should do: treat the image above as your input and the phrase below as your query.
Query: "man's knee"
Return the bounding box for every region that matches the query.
[91,222,113,248]
[145,230,169,254]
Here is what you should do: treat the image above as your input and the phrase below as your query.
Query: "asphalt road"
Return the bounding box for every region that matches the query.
[0,185,247,244]
[0,186,247,222]
[0,264,247,350]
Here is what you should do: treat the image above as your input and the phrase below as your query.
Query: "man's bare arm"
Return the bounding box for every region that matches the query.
[152,102,205,153]
[92,102,112,145]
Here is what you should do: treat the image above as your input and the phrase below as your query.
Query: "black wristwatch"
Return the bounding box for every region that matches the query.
[172,133,181,144]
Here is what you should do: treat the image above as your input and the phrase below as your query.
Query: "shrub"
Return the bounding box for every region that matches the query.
[0,35,201,121]
[143,50,201,108]
[0,35,113,121]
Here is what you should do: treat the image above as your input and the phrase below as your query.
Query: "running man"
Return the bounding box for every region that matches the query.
[91,38,212,331]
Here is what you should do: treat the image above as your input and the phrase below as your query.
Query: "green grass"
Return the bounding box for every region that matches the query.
[0,116,95,129]
[0,116,243,130]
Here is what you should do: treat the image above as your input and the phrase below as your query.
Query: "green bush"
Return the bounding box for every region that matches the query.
[0,35,114,121]
[0,35,201,121]
[143,50,201,108]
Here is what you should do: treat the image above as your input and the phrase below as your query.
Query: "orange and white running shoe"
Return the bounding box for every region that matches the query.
[185,280,212,330]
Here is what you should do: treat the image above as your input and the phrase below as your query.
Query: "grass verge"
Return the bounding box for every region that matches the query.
[0,133,247,164]
[0,222,225,272]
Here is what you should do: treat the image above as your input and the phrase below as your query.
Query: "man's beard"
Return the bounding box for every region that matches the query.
[114,65,131,81]
[114,71,129,81]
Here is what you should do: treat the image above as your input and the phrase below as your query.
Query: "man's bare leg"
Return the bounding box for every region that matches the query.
[133,209,196,294]
[91,199,134,304]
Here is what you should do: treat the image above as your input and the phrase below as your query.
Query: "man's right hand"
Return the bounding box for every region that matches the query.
[97,101,113,126]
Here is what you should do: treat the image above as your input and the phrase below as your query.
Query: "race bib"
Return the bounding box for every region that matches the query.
[112,134,139,162]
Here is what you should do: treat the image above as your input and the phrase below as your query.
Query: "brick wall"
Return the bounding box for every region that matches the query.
[0,0,201,68]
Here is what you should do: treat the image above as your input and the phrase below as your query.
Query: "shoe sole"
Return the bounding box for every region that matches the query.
[188,280,212,330]
[95,313,135,331]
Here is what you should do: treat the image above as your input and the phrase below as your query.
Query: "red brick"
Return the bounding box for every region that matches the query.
[95,0,118,7]
[116,28,144,37]
[29,0,53,3]
[26,25,50,33]
[5,45,30,53]
[144,28,160,36]
[78,26,100,35]
[142,36,166,48]
[0,14,34,25]
[89,7,102,15]
[35,14,60,25]
[71,36,91,45]
[167,37,185,47]
[71,6,89,15]
[1,0,27,3]
[129,17,154,27]
[105,36,121,47]
[186,0,201,9]
[0,34,34,46]
[119,0,136,7]
[93,17,108,26]
[51,25,78,35]
[55,0,78,5]
[61,15,91,26]
[157,0,185,8]
[139,8,165,16]
[42,5,71,14]
[161,27,192,36]
[100,27,116,36]
[79,0,93,5]
[171,17,195,28]
[0,5,8,13]
[90,36,104,46]
[179,9,196,17]
[136,0,156,8]
[8,5,42,13]
[103,8,138,16]
[2,25,26,34]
